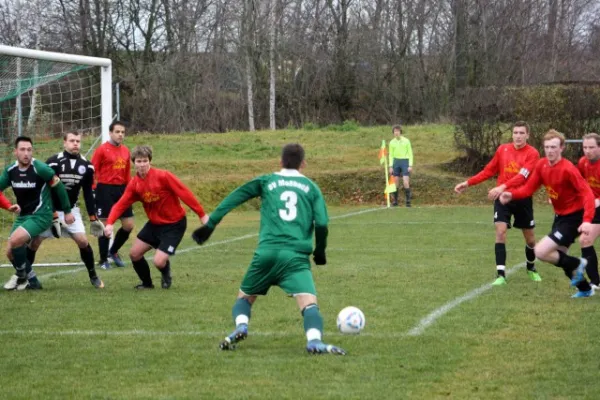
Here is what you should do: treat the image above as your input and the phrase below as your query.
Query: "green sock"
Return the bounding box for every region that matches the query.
[232,298,252,326]
[302,304,323,342]
[11,246,27,278]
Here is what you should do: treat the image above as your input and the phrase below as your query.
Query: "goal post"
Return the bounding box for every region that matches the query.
[0,46,114,268]
[0,45,113,144]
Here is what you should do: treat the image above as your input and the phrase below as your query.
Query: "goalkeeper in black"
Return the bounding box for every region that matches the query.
[26,132,105,288]
[192,143,345,355]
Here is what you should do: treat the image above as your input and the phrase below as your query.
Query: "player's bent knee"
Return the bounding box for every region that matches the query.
[296,294,318,311]
[121,218,135,232]
[129,250,144,262]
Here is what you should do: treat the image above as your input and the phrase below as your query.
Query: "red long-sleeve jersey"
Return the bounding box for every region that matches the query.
[467,143,540,189]
[107,167,205,225]
[91,142,131,185]
[511,158,595,222]
[577,157,600,200]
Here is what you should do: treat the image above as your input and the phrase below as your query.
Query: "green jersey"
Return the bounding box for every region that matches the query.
[388,136,413,167]
[0,159,57,216]
[208,169,328,255]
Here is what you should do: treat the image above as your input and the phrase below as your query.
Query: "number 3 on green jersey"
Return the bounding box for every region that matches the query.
[279,190,298,221]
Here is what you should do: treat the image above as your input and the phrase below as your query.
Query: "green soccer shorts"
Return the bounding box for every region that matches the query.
[11,213,53,239]
[240,248,317,296]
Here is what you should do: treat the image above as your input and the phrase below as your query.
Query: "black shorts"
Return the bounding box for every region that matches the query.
[137,217,187,255]
[592,206,600,224]
[392,159,410,177]
[493,197,535,229]
[548,210,584,247]
[96,183,134,219]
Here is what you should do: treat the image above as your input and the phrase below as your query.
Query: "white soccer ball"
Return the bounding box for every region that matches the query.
[336,306,366,334]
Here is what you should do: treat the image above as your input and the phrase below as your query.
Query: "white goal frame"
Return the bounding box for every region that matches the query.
[0,46,113,267]
[0,45,113,143]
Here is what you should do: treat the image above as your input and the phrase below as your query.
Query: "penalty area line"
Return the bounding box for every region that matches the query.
[406,262,526,336]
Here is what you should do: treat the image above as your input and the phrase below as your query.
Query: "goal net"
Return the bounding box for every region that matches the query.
[0,45,113,268]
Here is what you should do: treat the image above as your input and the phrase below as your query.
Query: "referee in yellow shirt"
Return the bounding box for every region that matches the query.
[388,125,413,207]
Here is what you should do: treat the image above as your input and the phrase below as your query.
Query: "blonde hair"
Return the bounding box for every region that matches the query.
[543,129,565,146]
[131,145,153,162]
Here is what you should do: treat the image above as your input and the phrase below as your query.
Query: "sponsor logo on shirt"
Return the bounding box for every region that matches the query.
[113,158,127,169]
[545,185,559,200]
[11,181,36,188]
[504,160,520,174]
[142,192,160,203]
[587,176,600,189]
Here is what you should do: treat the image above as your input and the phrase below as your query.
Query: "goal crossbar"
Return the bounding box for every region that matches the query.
[0,45,113,142]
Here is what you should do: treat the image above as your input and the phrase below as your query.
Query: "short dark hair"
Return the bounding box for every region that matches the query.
[131,145,153,162]
[513,121,530,133]
[15,136,33,148]
[281,143,305,169]
[109,120,126,132]
[63,131,81,140]
[392,125,402,133]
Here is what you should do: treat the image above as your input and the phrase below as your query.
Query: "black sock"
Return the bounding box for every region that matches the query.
[79,244,97,279]
[25,247,36,277]
[557,252,591,291]
[393,191,398,202]
[405,188,412,204]
[525,245,536,271]
[495,243,506,276]
[11,246,27,278]
[110,228,131,255]
[26,247,37,267]
[160,260,171,277]
[582,246,599,285]
[131,258,152,286]
[98,236,110,262]
[557,250,581,275]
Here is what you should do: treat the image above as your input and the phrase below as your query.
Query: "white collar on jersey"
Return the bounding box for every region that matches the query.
[276,169,305,177]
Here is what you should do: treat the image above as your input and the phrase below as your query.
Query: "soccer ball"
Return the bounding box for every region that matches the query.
[336,306,366,334]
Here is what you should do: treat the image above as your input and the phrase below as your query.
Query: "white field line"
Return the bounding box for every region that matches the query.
[405,262,526,336]
[0,329,397,338]
[31,207,385,277]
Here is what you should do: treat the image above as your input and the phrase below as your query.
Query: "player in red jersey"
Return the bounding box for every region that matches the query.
[455,122,540,285]
[500,130,595,298]
[576,132,600,288]
[91,121,134,270]
[104,145,209,289]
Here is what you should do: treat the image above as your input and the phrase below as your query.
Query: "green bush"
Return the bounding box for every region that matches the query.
[325,120,360,132]
[452,84,600,172]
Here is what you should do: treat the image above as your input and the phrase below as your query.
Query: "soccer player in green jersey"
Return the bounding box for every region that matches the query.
[388,124,413,207]
[192,143,345,355]
[0,137,73,290]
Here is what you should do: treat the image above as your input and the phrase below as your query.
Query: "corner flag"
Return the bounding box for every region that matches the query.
[378,140,387,165]
[385,176,396,194]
